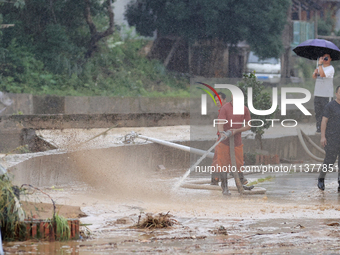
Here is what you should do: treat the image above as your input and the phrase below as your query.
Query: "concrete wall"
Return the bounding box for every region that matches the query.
[9,142,192,187]
[5,94,34,115]
[0,113,190,130]
[3,94,191,115]
[192,135,324,163]
[64,96,191,114]
[243,135,324,161]
[0,113,190,152]
[9,136,324,187]
[3,93,315,119]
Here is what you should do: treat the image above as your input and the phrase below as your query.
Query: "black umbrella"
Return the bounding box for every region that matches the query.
[293,39,340,60]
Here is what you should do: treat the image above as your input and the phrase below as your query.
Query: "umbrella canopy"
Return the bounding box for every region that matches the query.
[293,39,340,61]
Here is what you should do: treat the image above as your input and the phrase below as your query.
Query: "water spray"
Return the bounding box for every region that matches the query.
[172,134,229,190]
[124,131,233,190]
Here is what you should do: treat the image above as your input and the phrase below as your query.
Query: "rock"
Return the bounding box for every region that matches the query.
[116,217,133,224]
[156,165,166,171]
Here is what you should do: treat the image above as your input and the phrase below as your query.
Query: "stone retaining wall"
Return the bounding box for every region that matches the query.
[5,94,191,115]
[4,94,315,121]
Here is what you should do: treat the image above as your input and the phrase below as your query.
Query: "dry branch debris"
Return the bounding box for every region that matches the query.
[134,212,177,229]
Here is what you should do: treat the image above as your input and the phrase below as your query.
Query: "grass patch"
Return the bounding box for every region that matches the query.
[0,175,26,241]
[54,214,71,241]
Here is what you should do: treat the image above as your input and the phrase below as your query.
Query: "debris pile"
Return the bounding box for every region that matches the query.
[135,212,177,229]
[209,225,228,235]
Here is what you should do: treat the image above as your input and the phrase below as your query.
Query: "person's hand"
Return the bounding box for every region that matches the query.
[321,137,327,147]
[219,130,231,140]
[313,69,318,76]
[319,57,324,65]
[230,129,237,135]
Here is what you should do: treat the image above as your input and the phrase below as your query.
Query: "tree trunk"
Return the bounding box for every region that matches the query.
[163,37,181,68]
[188,44,192,75]
[84,0,114,59]
[255,133,263,150]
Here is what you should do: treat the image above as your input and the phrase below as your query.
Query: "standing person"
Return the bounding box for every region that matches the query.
[215,92,228,109]
[317,85,340,191]
[212,97,251,195]
[211,92,227,185]
[312,53,334,133]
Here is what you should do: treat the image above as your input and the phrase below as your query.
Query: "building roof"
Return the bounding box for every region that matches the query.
[292,0,322,11]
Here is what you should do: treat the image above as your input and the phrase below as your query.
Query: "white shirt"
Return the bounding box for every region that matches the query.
[314,65,335,97]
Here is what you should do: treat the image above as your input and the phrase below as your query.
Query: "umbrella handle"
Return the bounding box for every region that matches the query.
[316,58,320,77]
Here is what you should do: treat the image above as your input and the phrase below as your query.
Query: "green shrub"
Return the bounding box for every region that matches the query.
[0,33,189,97]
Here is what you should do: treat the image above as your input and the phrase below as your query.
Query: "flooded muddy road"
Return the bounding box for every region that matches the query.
[2,125,339,254]
[4,170,340,254]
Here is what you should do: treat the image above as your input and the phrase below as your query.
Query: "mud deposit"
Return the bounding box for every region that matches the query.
[4,170,340,254]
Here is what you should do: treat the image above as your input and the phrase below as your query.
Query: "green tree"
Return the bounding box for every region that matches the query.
[319,9,335,36]
[0,0,189,97]
[125,0,290,59]
[0,0,114,72]
[0,0,25,8]
[237,72,277,149]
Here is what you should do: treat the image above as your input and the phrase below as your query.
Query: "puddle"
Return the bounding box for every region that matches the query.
[4,217,340,254]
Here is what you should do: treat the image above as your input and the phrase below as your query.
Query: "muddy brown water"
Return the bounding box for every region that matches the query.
[2,125,340,254]
[4,217,340,254]
[3,169,340,254]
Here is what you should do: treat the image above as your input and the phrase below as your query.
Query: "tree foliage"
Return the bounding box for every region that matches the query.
[0,31,188,96]
[125,0,290,59]
[0,0,25,9]
[319,9,335,36]
[237,73,277,149]
[0,0,113,72]
[2,1,85,74]
[0,1,188,97]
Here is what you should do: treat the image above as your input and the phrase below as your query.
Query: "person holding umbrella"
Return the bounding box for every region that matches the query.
[293,39,340,133]
[312,53,334,133]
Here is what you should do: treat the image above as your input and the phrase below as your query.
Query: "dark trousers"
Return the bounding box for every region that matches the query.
[314,96,331,131]
[319,142,340,180]
[211,171,219,181]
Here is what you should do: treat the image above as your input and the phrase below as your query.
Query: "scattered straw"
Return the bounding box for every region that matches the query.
[134,212,177,229]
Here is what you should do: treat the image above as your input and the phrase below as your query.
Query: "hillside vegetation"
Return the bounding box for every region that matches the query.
[0,1,189,97]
